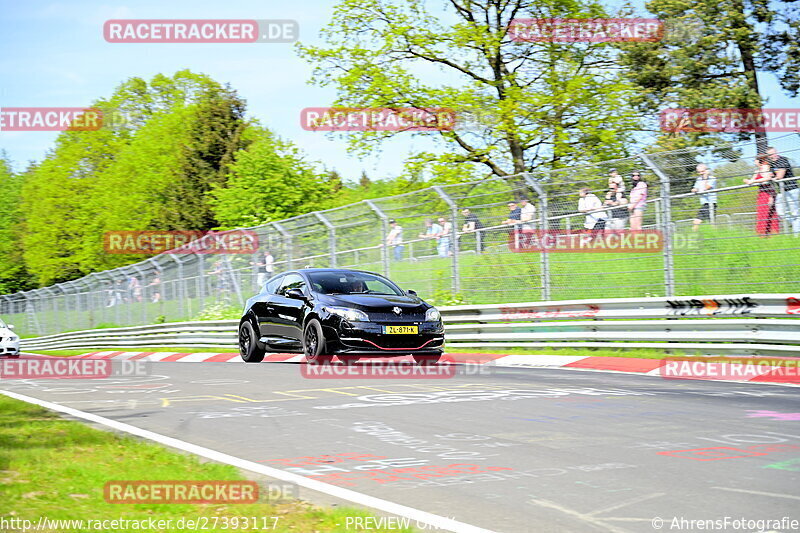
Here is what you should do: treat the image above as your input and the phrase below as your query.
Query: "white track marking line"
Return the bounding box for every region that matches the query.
[587,492,665,517]
[527,497,630,533]
[0,389,495,533]
[712,487,800,501]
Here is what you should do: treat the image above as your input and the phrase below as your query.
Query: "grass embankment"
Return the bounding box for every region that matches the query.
[0,394,412,533]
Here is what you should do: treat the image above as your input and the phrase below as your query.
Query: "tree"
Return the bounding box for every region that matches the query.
[298,0,643,179]
[0,157,33,293]
[619,0,800,153]
[208,128,336,228]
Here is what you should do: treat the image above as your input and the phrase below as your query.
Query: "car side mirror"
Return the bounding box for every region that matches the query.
[7,324,14,329]
[286,288,306,301]
[406,289,417,296]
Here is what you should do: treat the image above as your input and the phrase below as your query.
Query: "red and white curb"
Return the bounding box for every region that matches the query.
[10,351,800,386]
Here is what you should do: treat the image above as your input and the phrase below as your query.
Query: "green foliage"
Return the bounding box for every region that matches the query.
[0,156,32,293]
[208,128,336,228]
[298,0,643,178]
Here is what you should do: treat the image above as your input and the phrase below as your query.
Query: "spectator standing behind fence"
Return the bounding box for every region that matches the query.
[578,187,607,232]
[128,275,142,302]
[148,273,161,303]
[502,201,522,226]
[691,164,718,232]
[419,218,442,256]
[386,219,404,261]
[436,216,453,257]
[519,197,536,229]
[254,250,275,288]
[628,172,647,230]
[608,169,625,193]
[461,208,485,253]
[768,146,799,235]
[604,183,628,230]
[745,154,780,237]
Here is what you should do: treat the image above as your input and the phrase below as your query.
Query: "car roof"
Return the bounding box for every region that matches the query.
[297,268,381,276]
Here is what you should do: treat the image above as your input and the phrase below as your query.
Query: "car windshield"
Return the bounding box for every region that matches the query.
[308,271,404,296]
[0,318,6,328]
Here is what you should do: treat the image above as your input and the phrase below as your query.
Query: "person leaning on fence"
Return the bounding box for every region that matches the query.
[386,219,404,261]
[578,187,607,233]
[148,273,161,303]
[502,201,522,227]
[461,208,485,253]
[745,154,780,237]
[419,218,442,256]
[691,164,718,232]
[628,172,648,230]
[768,146,800,235]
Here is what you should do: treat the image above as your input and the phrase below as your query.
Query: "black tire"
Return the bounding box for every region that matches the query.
[303,319,332,364]
[239,321,265,363]
[412,353,442,365]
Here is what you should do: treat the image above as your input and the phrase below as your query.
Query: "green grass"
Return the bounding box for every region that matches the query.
[0,394,414,533]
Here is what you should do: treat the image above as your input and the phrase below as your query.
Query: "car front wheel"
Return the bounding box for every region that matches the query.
[303,319,332,364]
[239,321,265,363]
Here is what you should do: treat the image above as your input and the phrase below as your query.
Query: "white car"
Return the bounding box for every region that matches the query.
[0,318,20,357]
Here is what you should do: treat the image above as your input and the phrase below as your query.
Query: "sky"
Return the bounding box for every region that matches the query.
[1,0,798,179]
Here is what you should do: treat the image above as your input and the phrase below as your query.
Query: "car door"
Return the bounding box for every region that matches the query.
[266,273,307,344]
[251,274,283,339]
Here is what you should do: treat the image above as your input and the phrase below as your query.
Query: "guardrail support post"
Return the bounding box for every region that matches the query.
[365,200,390,276]
[524,173,551,300]
[432,186,460,294]
[314,212,337,268]
[640,154,675,297]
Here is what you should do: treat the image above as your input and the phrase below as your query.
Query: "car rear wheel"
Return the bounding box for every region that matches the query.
[304,319,332,364]
[412,353,441,365]
[239,321,265,363]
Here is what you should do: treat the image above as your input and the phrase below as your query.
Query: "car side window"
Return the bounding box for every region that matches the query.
[264,275,283,294]
[277,273,305,296]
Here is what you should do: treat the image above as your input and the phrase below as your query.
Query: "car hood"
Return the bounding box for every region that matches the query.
[319,293,425,309]
[0,327,15,337]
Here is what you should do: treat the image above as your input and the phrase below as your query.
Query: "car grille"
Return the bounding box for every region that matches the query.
[367,311,425,322]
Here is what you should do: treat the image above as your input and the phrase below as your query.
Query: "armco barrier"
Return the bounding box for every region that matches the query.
[19,294,800,356]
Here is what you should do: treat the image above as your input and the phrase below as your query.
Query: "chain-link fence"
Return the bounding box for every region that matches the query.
[3,133,799,337]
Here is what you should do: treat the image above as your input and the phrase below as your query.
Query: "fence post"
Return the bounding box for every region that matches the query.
[432,186,460,294]
[365,200,390,276]
[168,255,185,319]
[272,222,292,269]
[314,211,337,268]
[640,153,675,297]
[778,181,790,234]
[523,173,551,300]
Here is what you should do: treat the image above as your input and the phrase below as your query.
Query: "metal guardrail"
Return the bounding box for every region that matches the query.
[19,294,800,355]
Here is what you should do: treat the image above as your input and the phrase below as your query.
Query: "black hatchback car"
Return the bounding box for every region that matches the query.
[238,268,445,364]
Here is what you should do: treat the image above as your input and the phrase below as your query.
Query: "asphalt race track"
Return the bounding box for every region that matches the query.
[3,355,800,533]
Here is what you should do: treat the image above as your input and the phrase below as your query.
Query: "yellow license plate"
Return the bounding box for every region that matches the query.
[384,325,418,334]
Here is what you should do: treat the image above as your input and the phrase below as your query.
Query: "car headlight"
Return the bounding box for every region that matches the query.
[425,307,441,321]
[325,306,369,322]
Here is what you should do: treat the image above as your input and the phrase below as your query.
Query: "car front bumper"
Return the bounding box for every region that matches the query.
[322,319,445,356]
